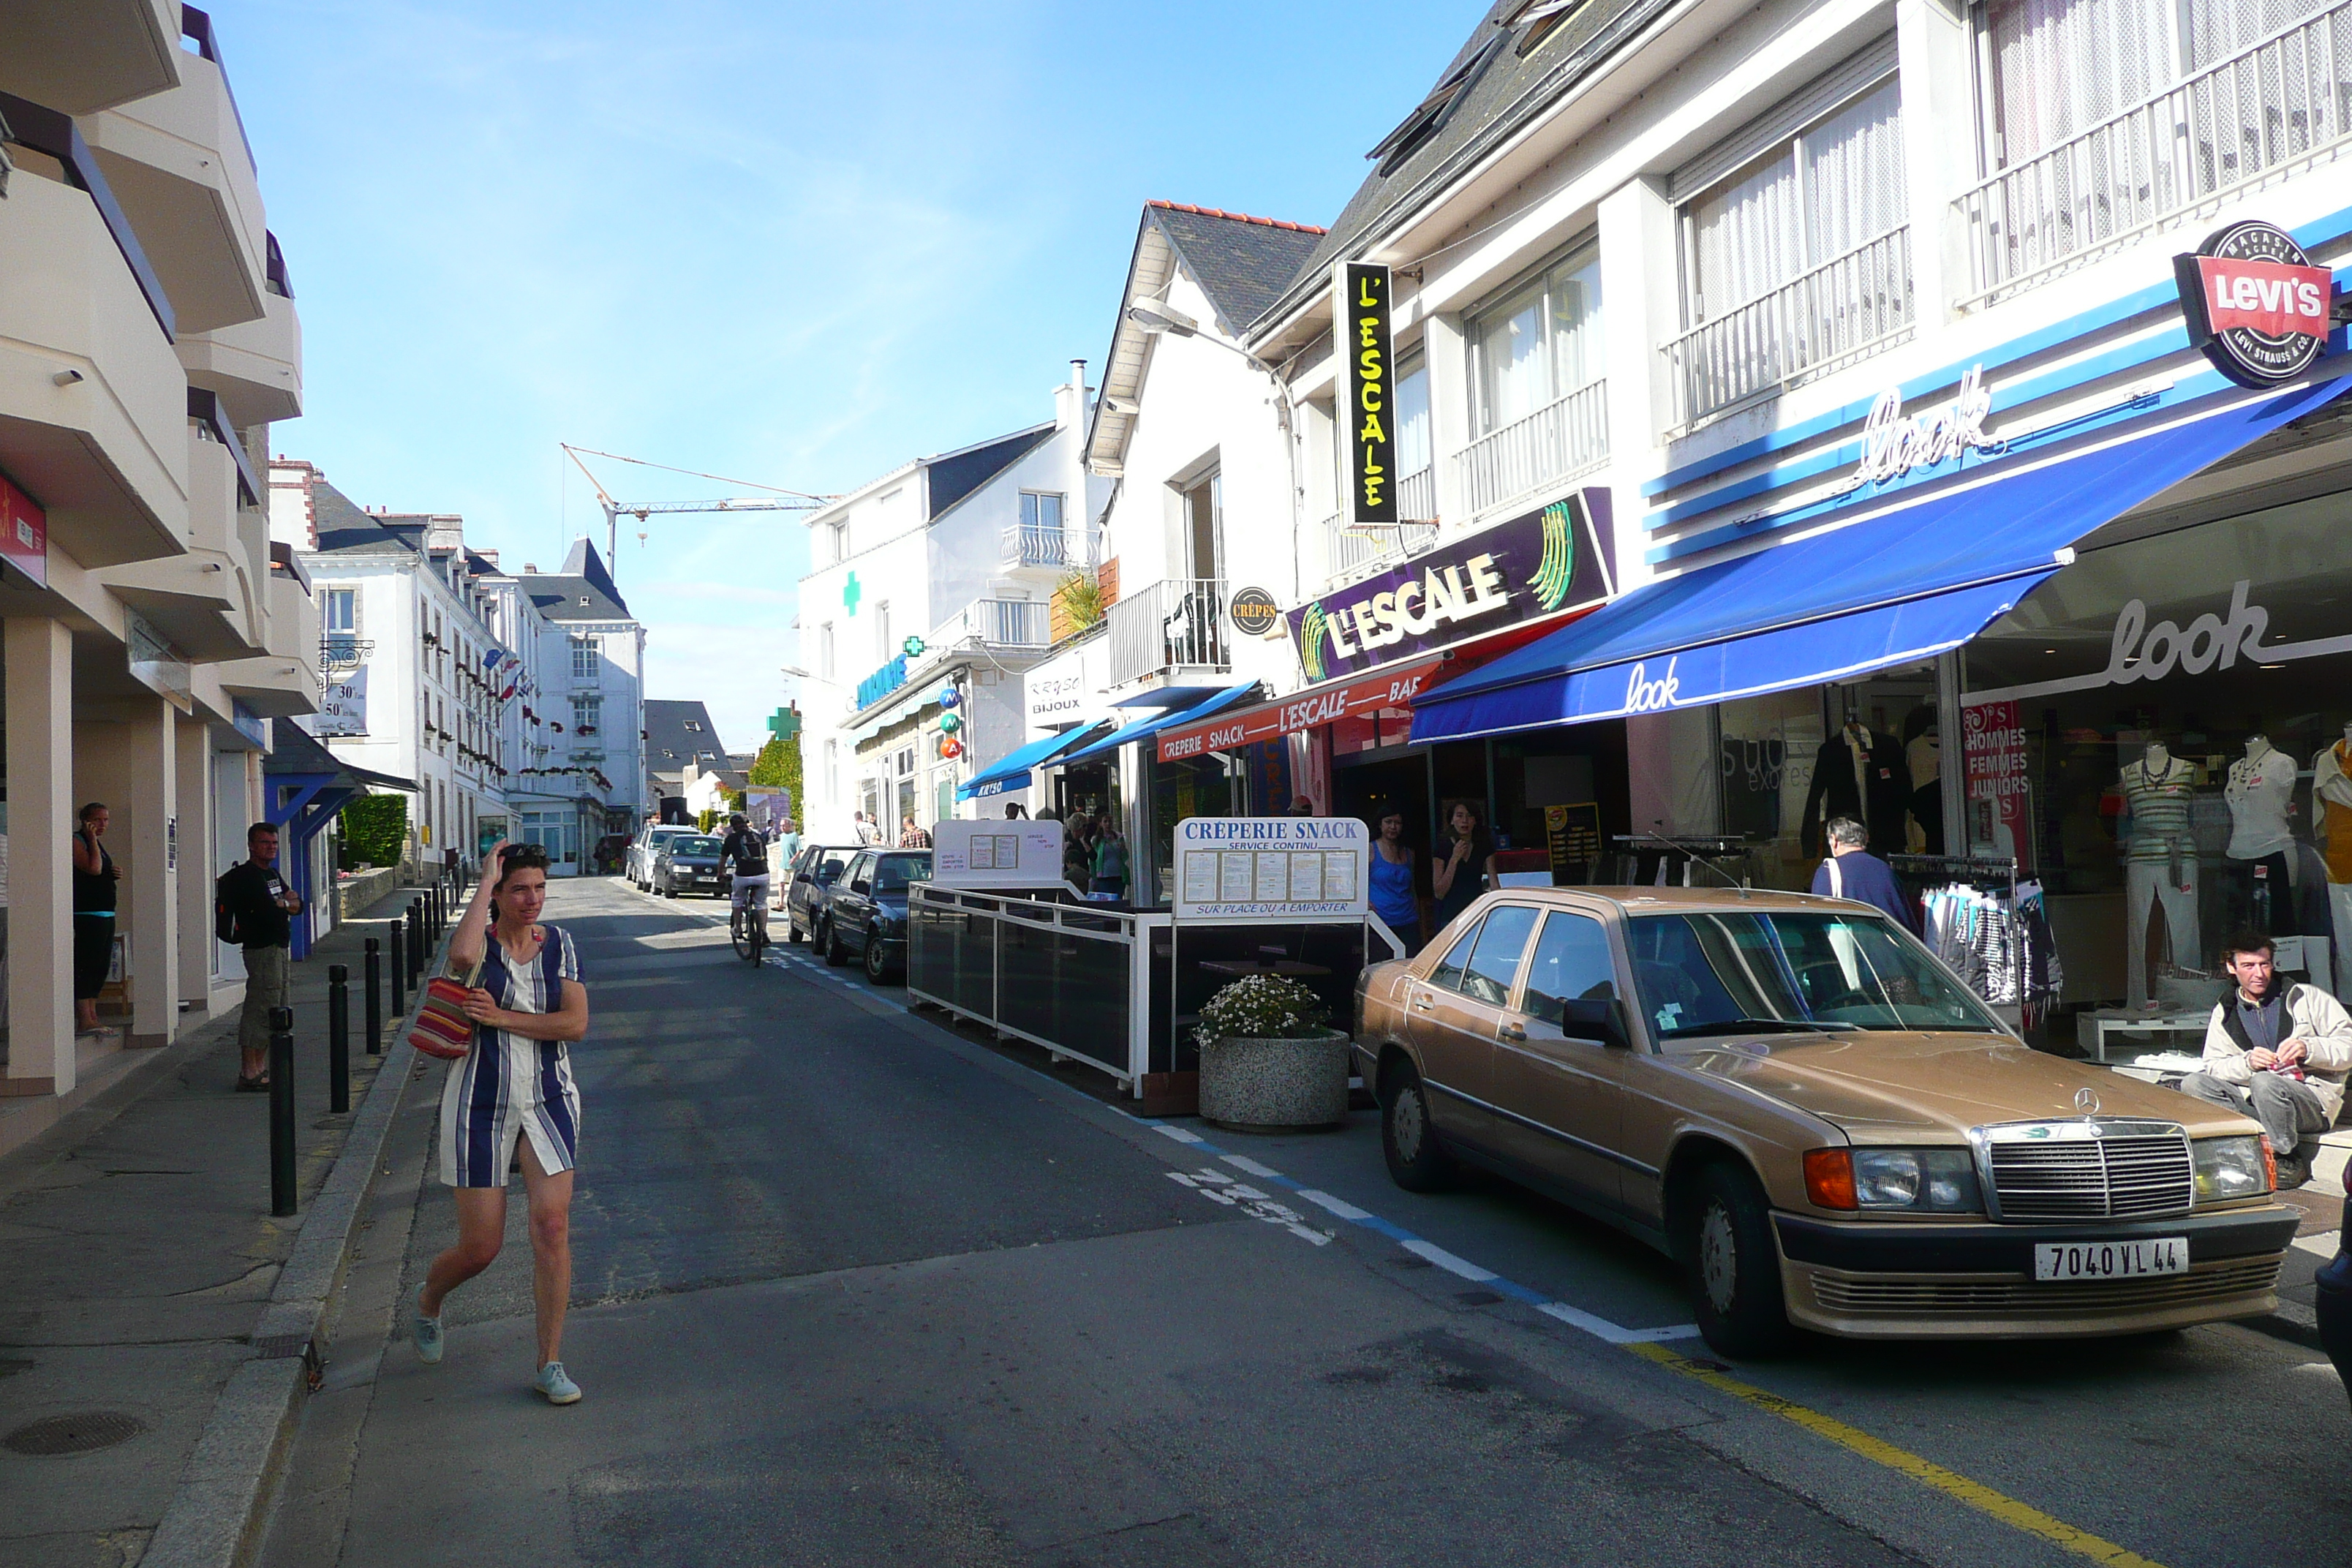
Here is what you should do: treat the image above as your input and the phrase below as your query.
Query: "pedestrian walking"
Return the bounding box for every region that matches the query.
[1090,815,1128,900]
[70,803,123,1035]
[1809,815,1918,933]
[1003,802,1027,820]
[216,822,300,1090]
[1062,812,1095,891]
[414,840,591,1404]
[1368,807,1425,954]
[899,815,932,848]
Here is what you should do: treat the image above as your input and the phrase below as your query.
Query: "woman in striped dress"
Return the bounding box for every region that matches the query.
[412,840,592,1404]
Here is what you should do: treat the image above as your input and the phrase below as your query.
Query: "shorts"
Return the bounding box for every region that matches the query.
[731,874,772,911]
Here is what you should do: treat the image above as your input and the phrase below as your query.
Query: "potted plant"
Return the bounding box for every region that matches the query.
[1194,973,1351,1131]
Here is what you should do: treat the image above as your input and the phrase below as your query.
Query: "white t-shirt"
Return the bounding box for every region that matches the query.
[2225,749,2297,860]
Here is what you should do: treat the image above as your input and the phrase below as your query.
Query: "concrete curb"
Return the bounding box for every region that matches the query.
[140,900,459,1568]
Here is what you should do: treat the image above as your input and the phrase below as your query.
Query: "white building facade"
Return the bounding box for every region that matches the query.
[794,369,1111,840]
[494,540,647,871]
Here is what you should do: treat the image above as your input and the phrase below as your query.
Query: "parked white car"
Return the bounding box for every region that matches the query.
[625,823,696,889]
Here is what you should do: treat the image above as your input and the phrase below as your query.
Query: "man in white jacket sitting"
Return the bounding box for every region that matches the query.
[2182,932,2352,1188]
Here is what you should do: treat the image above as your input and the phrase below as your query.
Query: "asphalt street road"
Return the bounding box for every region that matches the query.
[260,878,2352,1567]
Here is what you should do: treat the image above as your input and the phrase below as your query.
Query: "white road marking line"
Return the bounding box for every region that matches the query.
[1166,1168,1335,1245]
[1219,1154,1282,1178]
[1401,1239,1498,1281]
[1153,1125,1207,1145]
[1294,1188,1374,1221]
[2292,1232,2340,1259]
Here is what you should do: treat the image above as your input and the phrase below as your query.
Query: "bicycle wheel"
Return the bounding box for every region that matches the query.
[750,909,766,964]
[731,907,755,961]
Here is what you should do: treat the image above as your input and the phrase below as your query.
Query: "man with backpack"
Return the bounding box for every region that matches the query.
[216,822,301,1092]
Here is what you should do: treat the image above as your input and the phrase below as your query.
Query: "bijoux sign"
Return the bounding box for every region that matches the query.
[2175,221,2335,388]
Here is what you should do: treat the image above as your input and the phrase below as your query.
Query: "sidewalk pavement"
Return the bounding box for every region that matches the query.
[0,883,455,1568]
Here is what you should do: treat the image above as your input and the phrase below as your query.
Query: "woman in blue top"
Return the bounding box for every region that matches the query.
[1368,807,1423,953]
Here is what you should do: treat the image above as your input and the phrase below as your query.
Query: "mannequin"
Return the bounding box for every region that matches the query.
[1802,717,1912,858]
[2225,734,2299,936]
[2313,723,2352,993]
[1904,707,1944,853]
[2120,742,2198,1008]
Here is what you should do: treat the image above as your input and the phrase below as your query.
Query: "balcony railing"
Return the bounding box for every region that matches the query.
[1001,523,1101,572]
[1107,577,1229,686]
[0,89,176,339]
[1667,227,1913,427]
[1456,379,1610,516]
[936,598,1051,648]
[1398,464,1436,524]
[1323,511,1439,588]
[1956,0,2352,306]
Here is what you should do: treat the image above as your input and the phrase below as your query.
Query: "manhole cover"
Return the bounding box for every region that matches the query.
[3,1411,146,1455]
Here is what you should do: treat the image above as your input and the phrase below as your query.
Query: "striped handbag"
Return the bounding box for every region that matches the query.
[407,955,484,1060]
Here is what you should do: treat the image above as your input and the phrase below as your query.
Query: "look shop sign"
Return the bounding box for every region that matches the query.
[1287,489,1614,682]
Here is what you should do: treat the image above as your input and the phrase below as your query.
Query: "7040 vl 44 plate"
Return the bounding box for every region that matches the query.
[2033,1237,2188,1281]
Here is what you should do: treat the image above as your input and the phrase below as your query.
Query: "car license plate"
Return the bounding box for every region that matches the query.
[2033,1237,2188,1281]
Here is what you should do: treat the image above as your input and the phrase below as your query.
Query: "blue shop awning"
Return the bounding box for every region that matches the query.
[1414,377,2350,743]
[1056,680,1259,766]
[957,720,1116,802]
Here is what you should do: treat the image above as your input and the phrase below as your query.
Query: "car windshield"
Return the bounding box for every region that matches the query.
[673,837,722,857]
[1624,911,2001,1037]
[874,854,932,893]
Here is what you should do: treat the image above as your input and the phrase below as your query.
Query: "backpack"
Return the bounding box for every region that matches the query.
[214,868,244,946]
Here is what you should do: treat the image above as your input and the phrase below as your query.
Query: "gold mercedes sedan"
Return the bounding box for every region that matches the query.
[1352,887,2300,1357]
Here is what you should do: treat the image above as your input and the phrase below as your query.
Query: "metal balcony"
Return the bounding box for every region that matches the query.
[1957,1,2352,306]
[1107,577,1229,686]
[1000,523,1101,573]
[1665,225,1915,427]
[936,598,1051,649]
[1455,379,1611,516]
[1322,511,1438,589]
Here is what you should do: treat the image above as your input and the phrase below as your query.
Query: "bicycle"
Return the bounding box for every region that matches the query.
[730,898,767,963]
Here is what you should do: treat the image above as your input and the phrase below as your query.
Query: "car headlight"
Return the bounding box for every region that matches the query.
[2193,1135,2272,1202]
[1807,1147,1982,1213]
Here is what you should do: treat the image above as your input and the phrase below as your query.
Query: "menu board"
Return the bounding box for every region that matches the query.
[1173,818,1369,920]
[932,819,1067,888]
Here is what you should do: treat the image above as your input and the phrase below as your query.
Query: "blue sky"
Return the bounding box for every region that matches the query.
[229,0,1487,750]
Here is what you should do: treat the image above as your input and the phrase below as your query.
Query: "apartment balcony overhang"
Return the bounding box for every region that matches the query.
[83,47,268,336]
[0,157,189,568]
[92,429,261,660]
[178,283,301,425]
[219,557,317,716]
[0,0,180,116]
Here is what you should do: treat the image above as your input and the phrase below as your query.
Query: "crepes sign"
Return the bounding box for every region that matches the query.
[2175,221,2336,388]
[1287,489,1613,682]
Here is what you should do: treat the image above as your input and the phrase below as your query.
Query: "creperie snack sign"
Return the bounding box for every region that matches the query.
[1157,659,1441,763]
[2174,220,2337,388]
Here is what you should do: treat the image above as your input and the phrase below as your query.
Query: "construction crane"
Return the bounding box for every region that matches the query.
[560,445,829,583]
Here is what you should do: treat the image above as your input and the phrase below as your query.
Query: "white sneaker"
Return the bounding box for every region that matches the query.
[534,1360,581,1404]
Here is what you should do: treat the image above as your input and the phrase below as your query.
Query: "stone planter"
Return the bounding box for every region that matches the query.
[1197,1028,1352,1131]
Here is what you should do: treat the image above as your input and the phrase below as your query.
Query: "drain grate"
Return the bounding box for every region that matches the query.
[4,1411,146,1455]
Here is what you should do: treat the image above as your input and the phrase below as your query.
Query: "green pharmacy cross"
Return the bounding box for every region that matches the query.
[843,572,861,614]
[901,636,926,659]
[766,707,800,742]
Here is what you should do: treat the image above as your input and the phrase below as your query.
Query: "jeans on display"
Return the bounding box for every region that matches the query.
[2126,859,2199,1008]
[2182,1069,2331,1158]
[2235,851,2300,937]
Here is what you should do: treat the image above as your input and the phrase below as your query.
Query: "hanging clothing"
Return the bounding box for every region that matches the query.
[1801,728,1910,858]
[2225,746,2297,861]
[2313,741,2352,884]
[1907,870,2065,1026]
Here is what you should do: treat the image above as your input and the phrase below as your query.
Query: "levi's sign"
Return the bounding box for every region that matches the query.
[1288,489,1613,682]
[1157,658,1442,762]
[2175,220,2336,388]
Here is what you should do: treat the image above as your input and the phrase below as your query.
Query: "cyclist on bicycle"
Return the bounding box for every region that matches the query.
[720,813,771,941]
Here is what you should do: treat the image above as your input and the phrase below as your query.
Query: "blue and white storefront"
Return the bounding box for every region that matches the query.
[1411,210,2352,1041]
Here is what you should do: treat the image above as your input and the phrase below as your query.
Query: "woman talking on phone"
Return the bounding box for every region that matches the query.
[412,840,592,1404]
[1430,801,1493,933]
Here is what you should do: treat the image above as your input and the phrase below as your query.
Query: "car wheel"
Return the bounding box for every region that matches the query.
[1678,1161,1794,1360]
[822,919,848,967]
[863,927,892,983]
[1380,1061,1455,1193]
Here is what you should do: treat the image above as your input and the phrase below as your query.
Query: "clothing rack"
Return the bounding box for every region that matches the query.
[1885,853,2018,894]
[1591,835,1755,889]
[1885,853,2059,1028]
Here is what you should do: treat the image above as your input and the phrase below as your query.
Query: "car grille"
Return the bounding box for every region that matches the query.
[1980,1120,2195,1221]
[1809,1256,2279,1317]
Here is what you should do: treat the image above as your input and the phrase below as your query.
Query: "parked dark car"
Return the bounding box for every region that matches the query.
[785,843,858,944]
[820,848,933,981]
[652,834,729,898]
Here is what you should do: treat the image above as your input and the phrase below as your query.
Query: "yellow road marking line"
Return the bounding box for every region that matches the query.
[1624,1342,2168,1568]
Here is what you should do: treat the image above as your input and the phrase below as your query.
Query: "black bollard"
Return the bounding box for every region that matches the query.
[328,964,350,1115]
[430,882,442,939]
[407,900,423,984]
[363,938,382,1055]
[268,1006,296,1217]
[389,920,406,1017]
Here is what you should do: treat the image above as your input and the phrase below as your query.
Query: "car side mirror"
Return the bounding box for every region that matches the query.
[853,879,872,894]
[1559,997,1634,1049]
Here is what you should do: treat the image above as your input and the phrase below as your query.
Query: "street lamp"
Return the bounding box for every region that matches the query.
[1126,298,1278,375]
